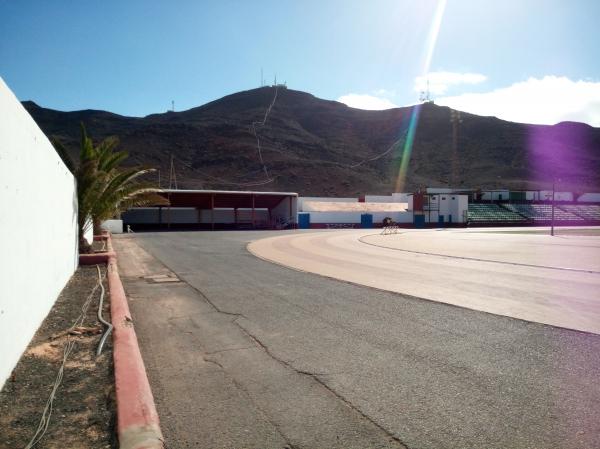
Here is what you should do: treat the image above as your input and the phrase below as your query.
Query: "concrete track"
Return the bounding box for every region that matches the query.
[249,228,600,334]
[113,231,600,449]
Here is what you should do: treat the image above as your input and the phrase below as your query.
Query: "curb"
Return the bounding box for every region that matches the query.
[79,233,115,265]
[79,252,116,265]
[83,234,164,449]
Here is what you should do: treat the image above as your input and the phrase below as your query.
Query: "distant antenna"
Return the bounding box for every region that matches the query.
[419,79,431,103]
[171,100,175,112]
[274,74,277,86]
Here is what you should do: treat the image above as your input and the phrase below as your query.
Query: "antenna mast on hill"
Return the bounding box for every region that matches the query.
[419,79,432,103]
[171,100,175,112]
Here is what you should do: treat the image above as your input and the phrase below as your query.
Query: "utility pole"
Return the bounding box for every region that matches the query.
[169,154,178,190]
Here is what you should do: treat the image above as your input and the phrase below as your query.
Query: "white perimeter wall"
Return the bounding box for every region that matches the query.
[298,197,357,211]
[364,195,393,203]
[308,211,413,224]
[0,77,79,388]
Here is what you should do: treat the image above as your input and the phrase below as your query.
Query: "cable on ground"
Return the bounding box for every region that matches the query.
[23,266,106,449]
[95,265,113,357]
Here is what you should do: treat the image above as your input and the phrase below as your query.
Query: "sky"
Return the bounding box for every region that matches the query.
[1,0,599,126]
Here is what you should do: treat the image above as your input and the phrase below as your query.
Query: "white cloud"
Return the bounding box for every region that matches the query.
[337,93,398,110]
[414,71,487,95]
[373,88,397,97]
[436,76,600,126]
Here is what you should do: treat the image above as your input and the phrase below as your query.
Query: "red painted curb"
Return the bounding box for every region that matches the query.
[79,234,114,265]
[79,251,116,265]
[105,235,164,449]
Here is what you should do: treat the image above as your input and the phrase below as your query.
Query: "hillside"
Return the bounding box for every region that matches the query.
[23,87,600,196]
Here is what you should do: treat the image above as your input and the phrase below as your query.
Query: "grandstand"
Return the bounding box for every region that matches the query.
[503,204,584,222]
[467,204,528,224]
[557,204,600,221]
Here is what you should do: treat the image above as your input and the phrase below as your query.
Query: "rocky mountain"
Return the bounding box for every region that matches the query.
[23,87,600,196]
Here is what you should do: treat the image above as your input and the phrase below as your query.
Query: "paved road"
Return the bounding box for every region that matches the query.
[250,229,600,334]
[114,231,600,449]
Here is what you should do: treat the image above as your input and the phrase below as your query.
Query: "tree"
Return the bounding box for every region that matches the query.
[53,124,168,252]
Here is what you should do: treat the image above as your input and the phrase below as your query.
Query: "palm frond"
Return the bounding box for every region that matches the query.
[68,124,163,241]
[51,137,76,173]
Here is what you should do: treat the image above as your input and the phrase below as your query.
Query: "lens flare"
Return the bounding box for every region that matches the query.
[394,0,447,192]
[395,104,421,192]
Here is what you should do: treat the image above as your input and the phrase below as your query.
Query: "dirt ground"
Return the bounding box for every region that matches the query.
[0,265,116,449]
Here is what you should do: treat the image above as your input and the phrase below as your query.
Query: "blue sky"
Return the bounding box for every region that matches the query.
[1,0,599,125]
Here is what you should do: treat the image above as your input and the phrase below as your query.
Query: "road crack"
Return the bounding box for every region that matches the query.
[178,273,408,448]
[204,346,255,355]
[179,277,249,320]
[201,354,299,449]
[235,322,410,449]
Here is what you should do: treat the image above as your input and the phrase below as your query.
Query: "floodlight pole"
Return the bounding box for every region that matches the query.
[550,179,555,236]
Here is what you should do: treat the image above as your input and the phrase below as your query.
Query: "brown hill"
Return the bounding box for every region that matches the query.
[23,87,600,196]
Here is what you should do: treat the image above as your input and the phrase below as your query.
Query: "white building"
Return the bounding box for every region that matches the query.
[424,194,469,224]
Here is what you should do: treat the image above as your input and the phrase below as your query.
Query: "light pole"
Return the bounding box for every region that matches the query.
[550,179,555,236]
[550,177,560,236]
[450,110,462,187]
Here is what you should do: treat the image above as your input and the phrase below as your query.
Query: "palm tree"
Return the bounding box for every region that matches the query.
[53,124,168,252]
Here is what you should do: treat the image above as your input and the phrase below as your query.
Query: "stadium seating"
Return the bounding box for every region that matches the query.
[467,204,528,223]
[503,204,583,221]
[557,205,600,221]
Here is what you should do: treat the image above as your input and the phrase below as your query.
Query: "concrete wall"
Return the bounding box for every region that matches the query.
[0,77,79,388]
[392,193,410,203]
[364,195,393,203]
[298,197,357,211]
[101,219,124,234]
[307,211,413,224]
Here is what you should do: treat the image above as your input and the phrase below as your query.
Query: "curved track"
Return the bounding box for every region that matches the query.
[249,229,600,334]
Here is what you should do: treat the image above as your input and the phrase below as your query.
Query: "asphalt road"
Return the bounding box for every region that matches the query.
[114,231,600,449]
